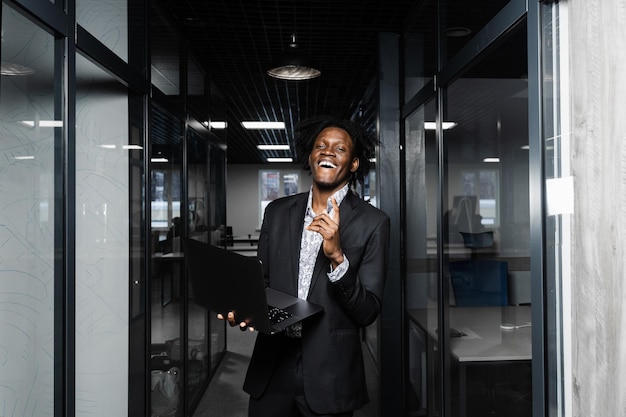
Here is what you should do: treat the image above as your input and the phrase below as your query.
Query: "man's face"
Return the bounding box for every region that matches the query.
[308,127,359,192]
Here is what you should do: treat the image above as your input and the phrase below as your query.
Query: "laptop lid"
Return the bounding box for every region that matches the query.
[182,237,322,334]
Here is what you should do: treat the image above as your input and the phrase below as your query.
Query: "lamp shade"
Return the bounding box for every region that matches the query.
[267,35,320,81]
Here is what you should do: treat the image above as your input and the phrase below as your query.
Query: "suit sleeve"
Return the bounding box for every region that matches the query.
[330,212,390,327]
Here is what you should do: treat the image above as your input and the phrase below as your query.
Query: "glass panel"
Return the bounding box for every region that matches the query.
[76,0,129,62]
[151,6,180,97]
[405,98,440,417]
[443,24,531,417]
[404,1,437,99]
[75,53,129,415]
[0,6,55,416]
[186,127,210,407]
[150,105,184,417]
[442,0,512,64]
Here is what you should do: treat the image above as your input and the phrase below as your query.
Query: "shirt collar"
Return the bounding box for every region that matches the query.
[306,183,350,219]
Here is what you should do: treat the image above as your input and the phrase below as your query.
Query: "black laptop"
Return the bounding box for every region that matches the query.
[182,237,323,334]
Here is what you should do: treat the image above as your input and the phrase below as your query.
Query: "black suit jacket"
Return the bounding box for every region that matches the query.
[243,191,390,414]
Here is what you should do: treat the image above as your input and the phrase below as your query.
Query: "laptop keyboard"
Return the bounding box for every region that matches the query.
[268,306,293,325]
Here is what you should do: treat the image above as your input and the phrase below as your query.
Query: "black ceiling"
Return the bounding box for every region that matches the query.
[150,0,512,164]
[150,0,418,164]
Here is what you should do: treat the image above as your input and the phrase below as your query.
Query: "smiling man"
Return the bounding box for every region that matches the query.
[238,116,391,417]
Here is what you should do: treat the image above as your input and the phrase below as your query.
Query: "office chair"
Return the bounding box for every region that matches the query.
[449,259,509,307]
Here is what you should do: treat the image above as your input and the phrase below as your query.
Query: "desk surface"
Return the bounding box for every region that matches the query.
[409,306,531,362]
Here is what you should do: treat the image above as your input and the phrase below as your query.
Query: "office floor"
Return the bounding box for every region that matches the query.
[150,290,380,417]
[194,324,380,417]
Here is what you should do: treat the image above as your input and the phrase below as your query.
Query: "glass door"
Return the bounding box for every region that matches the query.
[149,104,184,417]
[405,98,441,416]
[185,127,210,409]
[442,23,532,417]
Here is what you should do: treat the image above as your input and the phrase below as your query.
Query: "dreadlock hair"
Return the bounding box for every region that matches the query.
[294,116,379,190]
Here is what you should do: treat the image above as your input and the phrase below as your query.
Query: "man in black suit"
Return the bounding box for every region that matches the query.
[224,116,390,417]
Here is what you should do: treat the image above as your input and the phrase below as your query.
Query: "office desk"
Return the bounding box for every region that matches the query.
[231,234,259,246]
[408,306,531,416]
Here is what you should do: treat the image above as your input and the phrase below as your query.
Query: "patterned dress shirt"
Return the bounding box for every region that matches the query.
[286,184,351,338]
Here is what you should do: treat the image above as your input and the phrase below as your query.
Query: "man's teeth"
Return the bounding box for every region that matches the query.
[319,161,336,168]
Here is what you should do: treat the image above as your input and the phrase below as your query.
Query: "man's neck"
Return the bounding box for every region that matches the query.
[310,183,346,213]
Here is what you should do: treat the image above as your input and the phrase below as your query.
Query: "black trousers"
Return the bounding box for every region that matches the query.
[248,335,354,417]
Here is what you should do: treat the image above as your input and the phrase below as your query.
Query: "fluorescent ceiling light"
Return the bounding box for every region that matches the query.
[424,121,457,130]
[14,155,35,160]
[483,157,500,163]
[267,157,293,163]
[21,120,63,127]
[98,144,143,150]
[257,144,290,150]
[209,121,227,129]
[151,157,169,163]
[242,121,285,130]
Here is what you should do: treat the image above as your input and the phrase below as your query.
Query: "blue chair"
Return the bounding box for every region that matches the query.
[449,259,509,306]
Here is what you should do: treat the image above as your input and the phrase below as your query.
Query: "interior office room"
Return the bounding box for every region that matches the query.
[1,0,625,416]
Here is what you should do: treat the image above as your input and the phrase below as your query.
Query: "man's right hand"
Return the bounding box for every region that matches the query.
[217,311,255,332]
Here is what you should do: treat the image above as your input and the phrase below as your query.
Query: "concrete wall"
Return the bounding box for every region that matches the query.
[569,1,626,415]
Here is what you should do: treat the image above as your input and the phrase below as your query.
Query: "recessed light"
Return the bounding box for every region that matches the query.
[257,144,290,150]
[267,157,293,163]
[483,157,500,163]
[424,121,457,130]
[242,121,285,130]
[209,121,227,129]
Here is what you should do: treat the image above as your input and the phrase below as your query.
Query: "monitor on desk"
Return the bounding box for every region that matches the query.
[449,259,508,307]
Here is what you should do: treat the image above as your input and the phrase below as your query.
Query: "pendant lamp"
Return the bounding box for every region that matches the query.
[267,34,321,81]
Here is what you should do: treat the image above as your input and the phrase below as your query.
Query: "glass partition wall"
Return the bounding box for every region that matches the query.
[148,104,227,416]
[403,4,533,417]
[0,6,56,416]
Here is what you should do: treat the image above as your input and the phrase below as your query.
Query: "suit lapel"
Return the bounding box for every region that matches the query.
[287,194,308,295]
